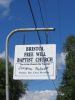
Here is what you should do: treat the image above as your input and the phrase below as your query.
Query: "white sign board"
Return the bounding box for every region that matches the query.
[13,44,56,80]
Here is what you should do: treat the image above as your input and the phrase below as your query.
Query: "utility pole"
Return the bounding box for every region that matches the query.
[5,27,55,100]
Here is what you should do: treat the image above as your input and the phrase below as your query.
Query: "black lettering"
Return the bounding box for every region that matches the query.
[24,52,33,57]
[26,46,44,51]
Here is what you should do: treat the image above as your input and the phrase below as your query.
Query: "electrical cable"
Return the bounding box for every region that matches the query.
[28,0,59,94]
[43,0,53,43]
[28,0,42,44]
[51,0,62,93]
[37,0,48,44]
[43,0,49,27]
[27,0,50,80]
[41,0,59,94]
[27,0,52,88]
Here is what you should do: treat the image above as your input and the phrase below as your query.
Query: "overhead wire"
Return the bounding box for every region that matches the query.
[43,0,49,27]
[41,0,59,94]
[43,0,54,43]
[27,0,52,87]
[28,0,59,94]
[39,0,63,92]
[51,0,63,93]
[28,0,49,86]
[28,0,42,44]
[38,0,58,93]
[27,0,52,80]
[37,0,48,44]
[27,0,74,96]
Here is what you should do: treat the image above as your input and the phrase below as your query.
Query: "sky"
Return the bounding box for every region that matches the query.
[0,0,75,100]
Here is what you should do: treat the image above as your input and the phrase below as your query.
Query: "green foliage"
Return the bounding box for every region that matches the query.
[57,35,75,100]
[0,58,27,100]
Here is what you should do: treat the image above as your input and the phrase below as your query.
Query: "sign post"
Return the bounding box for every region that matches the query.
[5,27,55,100]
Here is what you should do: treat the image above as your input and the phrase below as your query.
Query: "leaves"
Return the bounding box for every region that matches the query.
[0,58,27,100]
[57,35,75,100]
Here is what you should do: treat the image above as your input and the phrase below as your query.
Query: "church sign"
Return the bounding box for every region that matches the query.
[13,44,56,80]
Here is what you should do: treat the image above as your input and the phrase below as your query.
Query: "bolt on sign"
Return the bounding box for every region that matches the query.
[13,44,56,80]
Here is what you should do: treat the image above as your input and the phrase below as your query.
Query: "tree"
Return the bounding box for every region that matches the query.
[57,35,75,100]
[0,58,27,100]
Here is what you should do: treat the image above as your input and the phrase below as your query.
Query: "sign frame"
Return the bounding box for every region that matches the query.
[13,44,56,80]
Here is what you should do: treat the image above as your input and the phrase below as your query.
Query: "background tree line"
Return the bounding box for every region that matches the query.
[57,35,75,100]
[0,58,27,100]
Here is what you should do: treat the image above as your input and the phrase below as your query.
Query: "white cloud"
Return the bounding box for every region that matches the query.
[0,51,14,65]
[0,51,5,58]
[19,90,57,100]
[0,0,13,16]
[56,52,66,69]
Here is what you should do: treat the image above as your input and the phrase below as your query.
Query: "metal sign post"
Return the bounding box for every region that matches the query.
[5,28,55,100]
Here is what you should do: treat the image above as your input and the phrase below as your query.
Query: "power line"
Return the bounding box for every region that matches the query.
[27,0,51,79]
[38,0,59,94]
[43,0,53,43]
[43,0,49,27]
[28,0,58,94]
[38,0,58,93]
[27,0,52,90]
[37,0,48,44]
[38,0,56,90]
[28,0,42,44]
